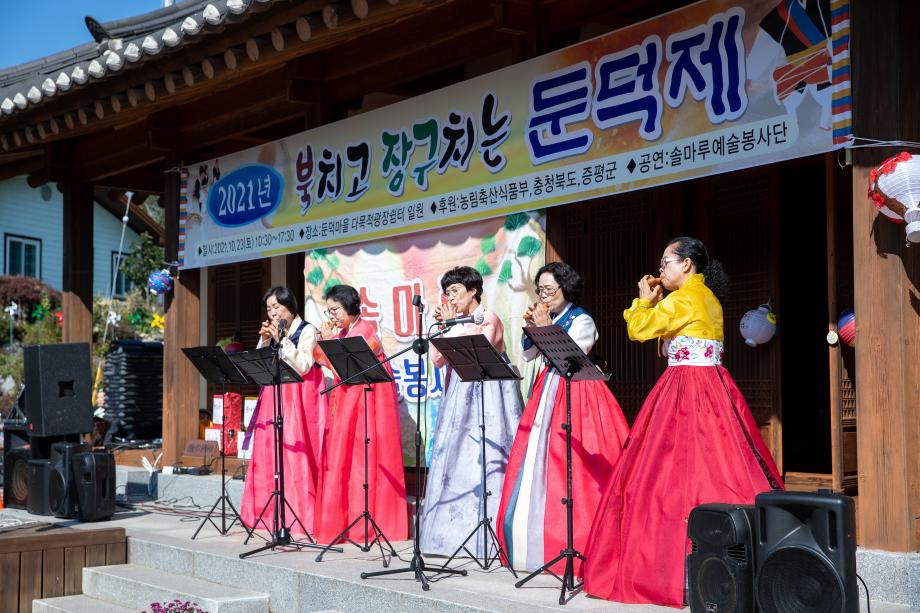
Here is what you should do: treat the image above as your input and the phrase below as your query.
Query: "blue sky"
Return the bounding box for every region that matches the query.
[0,1,167,69]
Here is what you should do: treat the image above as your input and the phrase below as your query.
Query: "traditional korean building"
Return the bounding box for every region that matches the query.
[0,0,916,567]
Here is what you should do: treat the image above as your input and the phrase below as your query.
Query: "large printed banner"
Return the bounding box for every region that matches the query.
[301,212,546,464]
[178,0,851,269]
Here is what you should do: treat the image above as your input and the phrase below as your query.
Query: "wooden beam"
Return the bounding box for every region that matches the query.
[850,0,920,552]
[825,153,844,494]
[322,0,494,82]
[94,187,165,239]
[180,100,308,156]
[78,144,167,183]
[162,152,201,466]
[492,0,538,35]
[0,150,44,174]
[94,165,165,194]
[324,22,505,102]
[61,182,94,344]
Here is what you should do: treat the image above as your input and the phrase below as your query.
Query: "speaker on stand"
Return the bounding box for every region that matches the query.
[23,342,93,438]
[687,503,756,613]
[755,490,858,613]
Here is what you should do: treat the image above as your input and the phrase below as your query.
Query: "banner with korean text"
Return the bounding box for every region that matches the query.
[299,211,546,464]
[178,0,851,269]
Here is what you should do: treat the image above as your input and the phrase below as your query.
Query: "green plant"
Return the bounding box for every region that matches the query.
[121,232,165,290]
[21,312,62,346]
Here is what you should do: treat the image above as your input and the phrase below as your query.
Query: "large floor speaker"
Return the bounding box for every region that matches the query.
[49,441,88,518]
[72,451,116,521]
[23,342,93,437]
[3,448,30,509]
[688,503,756,613]
[27,459,53,516]
[755,490,858,613]
[1,421,29,489]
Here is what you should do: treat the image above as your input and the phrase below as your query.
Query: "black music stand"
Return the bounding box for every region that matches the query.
[428,334,520,576]
[513,325,610,605]
[228,346,339,558]
[182,346,247,539]
[313,336,400,567]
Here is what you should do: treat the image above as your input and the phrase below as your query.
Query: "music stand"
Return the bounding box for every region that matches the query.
[313,336,400,567]
[182,346,247,539]
[228,346,338,558]
[428,334,520,576]
[513,325,610,605]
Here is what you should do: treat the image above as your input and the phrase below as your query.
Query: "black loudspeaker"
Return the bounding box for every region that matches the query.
[26,459,53,516]
[49,441,88,518]
[3,422,29,454]
[1,422,29,491]
[3,448,31,509]
[688,503,756,613]
[72,451,116,521]
[23,342,93,437]
[755,490,858,613]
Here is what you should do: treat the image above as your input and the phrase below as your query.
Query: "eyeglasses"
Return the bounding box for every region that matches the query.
[444,287,465,299]
[324,306,343,318]
[536,285,560,296]
[659,257,683,268]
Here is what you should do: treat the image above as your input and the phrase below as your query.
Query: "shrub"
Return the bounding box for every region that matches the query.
[0,276,61,317]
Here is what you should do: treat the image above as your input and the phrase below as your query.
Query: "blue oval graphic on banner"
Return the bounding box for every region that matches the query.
[206,165,284,227]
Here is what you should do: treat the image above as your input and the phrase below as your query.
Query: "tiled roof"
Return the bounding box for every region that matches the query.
[0,0,282,120]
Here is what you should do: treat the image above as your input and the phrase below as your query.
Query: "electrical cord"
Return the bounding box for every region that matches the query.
[856,573,871,613]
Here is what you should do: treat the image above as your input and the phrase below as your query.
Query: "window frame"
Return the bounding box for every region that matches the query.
[3,234,42,278]
[110,250,133,298]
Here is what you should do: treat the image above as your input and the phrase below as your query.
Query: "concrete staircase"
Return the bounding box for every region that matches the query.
[27,471,919,612]
[33,562,271,613]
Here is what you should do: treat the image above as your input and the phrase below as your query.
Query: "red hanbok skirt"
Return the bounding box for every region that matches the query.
[313,371,408,544]
[584,364,783,607]
[497,367,629,573]
[240,366,325,535]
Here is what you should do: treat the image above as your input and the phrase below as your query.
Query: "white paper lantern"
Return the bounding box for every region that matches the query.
[740,304,777,347]
[868,152,920,243]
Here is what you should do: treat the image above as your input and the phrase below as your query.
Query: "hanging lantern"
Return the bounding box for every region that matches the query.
[867,151,920,243]
[147,269,173,295]
[836,310,856,347]
[740,304,777,347]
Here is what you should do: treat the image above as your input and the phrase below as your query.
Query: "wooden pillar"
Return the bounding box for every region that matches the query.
[162,155,201,465]
[61,183,94,344]
[286,252,305,306]
[850,0,920,552]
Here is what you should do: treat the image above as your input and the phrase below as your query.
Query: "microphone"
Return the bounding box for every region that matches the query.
[443,311,485,327]
[277,318,288,339]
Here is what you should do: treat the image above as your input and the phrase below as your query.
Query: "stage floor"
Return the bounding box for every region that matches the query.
[1,503,914,613]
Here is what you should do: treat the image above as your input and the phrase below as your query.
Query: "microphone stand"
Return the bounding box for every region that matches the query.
[359,296,467,590]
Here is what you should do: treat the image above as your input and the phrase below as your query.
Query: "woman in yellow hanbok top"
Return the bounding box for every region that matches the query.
[584,236,783,608]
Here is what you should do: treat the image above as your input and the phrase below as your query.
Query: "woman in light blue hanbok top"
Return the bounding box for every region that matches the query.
[420,266,523,558]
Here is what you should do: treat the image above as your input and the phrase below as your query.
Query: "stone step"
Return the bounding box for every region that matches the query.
[83,563,270,613]
[32,594,136,613]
